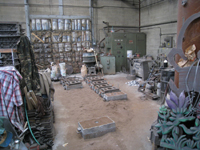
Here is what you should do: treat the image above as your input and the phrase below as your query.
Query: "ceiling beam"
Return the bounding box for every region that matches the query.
[121,0,139,9]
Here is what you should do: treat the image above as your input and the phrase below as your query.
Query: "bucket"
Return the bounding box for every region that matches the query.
[164,60,168,68]
[157,82,161,97]
[59,63,66,76]
[127,50,132,58]
[81,65,87,77]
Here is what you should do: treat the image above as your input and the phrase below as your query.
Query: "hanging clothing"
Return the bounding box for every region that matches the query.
[0,69,24,131]
[17,36,40,93]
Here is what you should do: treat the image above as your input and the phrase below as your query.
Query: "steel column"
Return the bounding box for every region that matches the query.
[90,0,95,45]
[59,0,63,15]
[24,0,30,39]
[139,0,141,32]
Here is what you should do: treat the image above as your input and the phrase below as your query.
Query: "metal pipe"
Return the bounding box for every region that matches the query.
[141,27,162,47]
[89,0,92,18]
[90,0,95,46]
[141,0,167,9]
[161,33,177,35]
[102,21,110,35]
[103,25,138,29]
[140,20,177,28]
[103,27,108,37]
[98,38,105,49]
[0,3,138,9]
[59,0,63,15]
[29,15,90,19]
[24,0,30,40]
[139,0,141,32]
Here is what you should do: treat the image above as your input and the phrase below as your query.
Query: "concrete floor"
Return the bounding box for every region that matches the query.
[52,73,160,150]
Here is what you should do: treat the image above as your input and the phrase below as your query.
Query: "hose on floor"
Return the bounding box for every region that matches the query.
[24,97,40,145]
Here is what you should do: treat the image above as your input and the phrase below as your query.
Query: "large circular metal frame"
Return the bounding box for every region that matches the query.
[167,12,200,96]
[168,12,200,72]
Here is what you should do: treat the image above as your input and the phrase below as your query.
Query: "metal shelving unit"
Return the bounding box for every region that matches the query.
[30,19,92,72]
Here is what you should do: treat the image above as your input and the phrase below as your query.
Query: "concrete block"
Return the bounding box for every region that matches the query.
[103,91,127,101]
[78,116,116,139]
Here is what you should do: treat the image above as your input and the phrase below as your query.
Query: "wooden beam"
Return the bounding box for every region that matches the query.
[0,49,17,53]
[31,33,44,43]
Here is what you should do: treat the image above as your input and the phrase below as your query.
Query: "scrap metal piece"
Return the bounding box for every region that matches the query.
[78,116,116,139]
[103,91,127,101]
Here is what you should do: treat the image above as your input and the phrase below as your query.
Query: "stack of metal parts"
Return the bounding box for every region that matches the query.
[24,87,54,148]
[60,76,83,90]
[0,22,23,66]
[84,75,127,101]
[0,53,19,66]
[27,105,54,148]
[31,18,92,72]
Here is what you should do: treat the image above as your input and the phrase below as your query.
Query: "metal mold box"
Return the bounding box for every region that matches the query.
[78,116,116,139]
[103,91,127,101]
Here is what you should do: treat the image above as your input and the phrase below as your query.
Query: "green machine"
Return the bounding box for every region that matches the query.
[100,56,115,75]
[105,32,146,72]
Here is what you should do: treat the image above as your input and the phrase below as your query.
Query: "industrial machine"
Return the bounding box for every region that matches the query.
[100,56,115,75]
[82,52,95,67]
[105,32,146,72]
[130,59,152,80]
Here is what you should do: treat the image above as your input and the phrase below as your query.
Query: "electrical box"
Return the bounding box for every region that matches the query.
[105,32,146,72]
[164,36,173,48]
[100,56,115,75]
